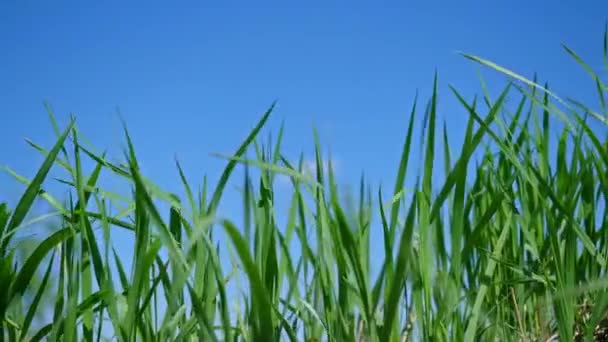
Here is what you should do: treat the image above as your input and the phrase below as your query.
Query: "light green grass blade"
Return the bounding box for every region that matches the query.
[459,51,607,126]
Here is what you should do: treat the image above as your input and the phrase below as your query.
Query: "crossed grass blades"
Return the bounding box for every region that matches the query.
[1,28,607,341]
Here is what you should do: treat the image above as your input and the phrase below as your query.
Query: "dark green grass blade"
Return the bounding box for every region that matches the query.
[9,227,74,299]
[380,193,418,341]
[24,138,72,172]
[390,93,418,238]
[71,129,95,341]
[463,211,513,342]
[187,283,219,342]
[429,84,508,224]
[123,125,189,276]
[19,251,56,341]
[221,218,274,341]
[43,103,73,165]
[123,238,162,340]
[331,179,373,334]
[2,118,75,253]
[29,290,110,342]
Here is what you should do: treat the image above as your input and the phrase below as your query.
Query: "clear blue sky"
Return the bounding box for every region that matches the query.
[1,0,607,318]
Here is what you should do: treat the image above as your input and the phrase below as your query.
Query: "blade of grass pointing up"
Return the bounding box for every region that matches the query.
[380,192,418,342]
[418,72,439,339]
[1,118,75,254]
[18,251,56,341]
[463,209,513,342]
[221,218,274,341]
[122,123,189,276]
[206,101,276,216]
[385,94,418,287]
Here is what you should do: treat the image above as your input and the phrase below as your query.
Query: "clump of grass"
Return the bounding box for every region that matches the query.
[1,26,607,342]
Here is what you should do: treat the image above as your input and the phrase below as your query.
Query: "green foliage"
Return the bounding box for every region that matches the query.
[1,28,608,341]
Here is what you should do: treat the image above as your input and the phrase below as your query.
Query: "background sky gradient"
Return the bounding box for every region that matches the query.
[1,3,608,323]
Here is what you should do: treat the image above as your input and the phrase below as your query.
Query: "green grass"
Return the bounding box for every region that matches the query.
[1,28,608,341]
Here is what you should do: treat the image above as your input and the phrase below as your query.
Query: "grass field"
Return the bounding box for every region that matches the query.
[1,30,607,341]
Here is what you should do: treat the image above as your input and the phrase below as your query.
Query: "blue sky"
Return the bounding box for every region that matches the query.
[2,2,606,203]
[1,1,607,332]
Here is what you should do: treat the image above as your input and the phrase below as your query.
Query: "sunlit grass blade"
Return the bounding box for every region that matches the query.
[460,51,607,126]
